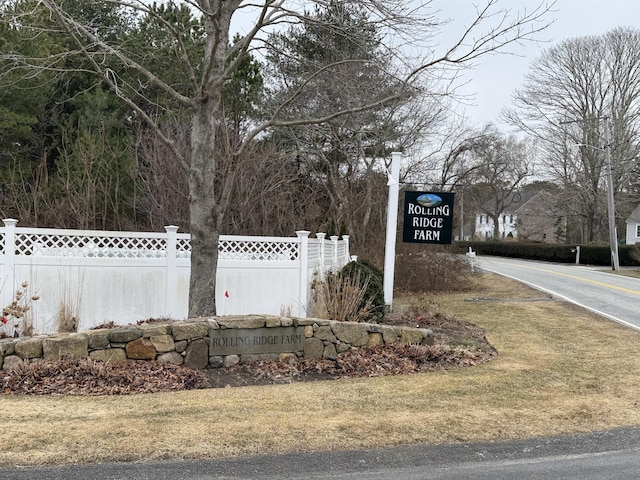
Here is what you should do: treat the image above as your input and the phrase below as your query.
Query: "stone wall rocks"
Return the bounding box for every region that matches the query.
[90,348,127,363]
[14,337,43,359]
[331,323,369,347]
[108,328,142,344]
[42,335,89,361]
[0,317,434,371]
[125,338,156,360]
[184,339,209,369]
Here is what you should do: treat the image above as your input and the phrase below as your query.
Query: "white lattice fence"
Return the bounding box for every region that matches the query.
[218,237,300,261]
[21,231,169,259]
[0,220,351,334]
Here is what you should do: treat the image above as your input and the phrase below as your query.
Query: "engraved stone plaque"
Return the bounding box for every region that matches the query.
[209,327,305,355]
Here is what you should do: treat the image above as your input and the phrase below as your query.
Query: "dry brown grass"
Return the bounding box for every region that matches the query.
[3,272,640,467]
[613,268,640,279]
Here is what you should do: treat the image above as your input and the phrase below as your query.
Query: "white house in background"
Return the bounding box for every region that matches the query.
[625,204,640,245]
[474,191,563,243]
[474,191,528,240]
[475,210,518,240]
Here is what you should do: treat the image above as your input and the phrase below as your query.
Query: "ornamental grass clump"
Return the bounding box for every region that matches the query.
[312,271,377,323]
[312,259,386,323]
[340,259,385,321]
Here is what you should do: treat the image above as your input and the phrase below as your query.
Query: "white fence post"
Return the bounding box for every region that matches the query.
[296,230,310,317]
[2,219,17,306]
[341,234,350,264]
[330,235,339,269]
[316,232,326,280]
[164,225,179,319]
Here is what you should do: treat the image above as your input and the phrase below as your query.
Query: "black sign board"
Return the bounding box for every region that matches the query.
[403,191,455,244]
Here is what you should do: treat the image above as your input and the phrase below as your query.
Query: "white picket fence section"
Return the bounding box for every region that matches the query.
[0,219,351,334]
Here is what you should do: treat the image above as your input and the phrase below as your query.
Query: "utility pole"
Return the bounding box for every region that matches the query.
[561,116,620,271]
[459,188,464,241]
[604,116,620,271]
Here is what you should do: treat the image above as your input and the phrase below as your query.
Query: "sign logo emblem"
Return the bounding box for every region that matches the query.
[417,193,442,208]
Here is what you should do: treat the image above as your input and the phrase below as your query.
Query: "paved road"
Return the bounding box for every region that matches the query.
[3,426,640,479]
[477,256,640,330]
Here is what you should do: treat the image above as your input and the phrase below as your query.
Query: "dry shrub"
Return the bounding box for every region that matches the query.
[2,281,39,337]
[312,272,377,322]
[394,244,477,293]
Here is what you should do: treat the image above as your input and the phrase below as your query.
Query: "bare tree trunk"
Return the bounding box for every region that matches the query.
[186,0,237,317]
[491,213,500,239]
[188,100,221,317]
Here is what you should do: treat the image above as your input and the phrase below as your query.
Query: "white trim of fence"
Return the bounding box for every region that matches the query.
[0,220,351,334]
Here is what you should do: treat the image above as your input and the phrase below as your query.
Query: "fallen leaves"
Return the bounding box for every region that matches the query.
[214,342,497,388]
[0,358,210,396]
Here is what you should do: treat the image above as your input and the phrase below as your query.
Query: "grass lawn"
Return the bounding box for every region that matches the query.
[2,272,640,467]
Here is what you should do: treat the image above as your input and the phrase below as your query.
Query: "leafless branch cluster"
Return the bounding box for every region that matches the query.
[505,27,640,242]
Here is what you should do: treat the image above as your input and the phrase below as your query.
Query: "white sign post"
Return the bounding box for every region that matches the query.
[383,152,401,311]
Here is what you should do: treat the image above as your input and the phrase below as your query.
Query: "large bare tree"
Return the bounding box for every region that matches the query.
[1,0,553,316]
[506,27,640,243]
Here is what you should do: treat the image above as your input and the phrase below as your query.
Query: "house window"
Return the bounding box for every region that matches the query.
[636,225,640,237]
[502,215,507,224]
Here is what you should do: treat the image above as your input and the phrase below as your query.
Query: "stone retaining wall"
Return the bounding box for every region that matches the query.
[0,316,434,371]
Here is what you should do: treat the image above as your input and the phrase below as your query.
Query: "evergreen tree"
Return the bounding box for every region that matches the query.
[263,2,408,251]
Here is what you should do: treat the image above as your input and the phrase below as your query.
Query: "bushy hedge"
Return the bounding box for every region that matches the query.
[456,241,640,267]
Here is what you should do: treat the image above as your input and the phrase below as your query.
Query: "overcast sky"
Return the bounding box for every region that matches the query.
[432,0,640,127]
[231,1,640,128]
